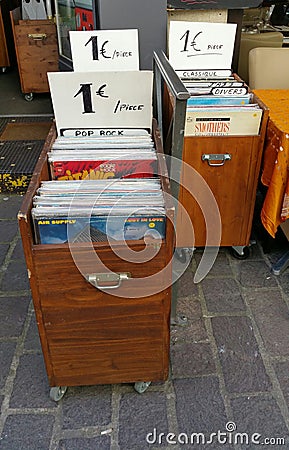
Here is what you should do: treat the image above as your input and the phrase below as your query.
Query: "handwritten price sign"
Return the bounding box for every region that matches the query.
[169,21,236,73]
[48,71,153,135]
[70,30,139,72]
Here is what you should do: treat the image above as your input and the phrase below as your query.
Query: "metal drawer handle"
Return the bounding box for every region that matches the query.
[202,153,232,166]
[28,33,47,40]
[86,272,131,290]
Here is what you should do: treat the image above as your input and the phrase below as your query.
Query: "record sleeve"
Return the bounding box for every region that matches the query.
[32,178,166,244]
[49,157,157,180]
[32,211,166,244]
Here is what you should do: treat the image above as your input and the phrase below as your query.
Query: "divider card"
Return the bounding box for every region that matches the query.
[69,30,139,72]
[47,71,153,135]
[168,21,237,77]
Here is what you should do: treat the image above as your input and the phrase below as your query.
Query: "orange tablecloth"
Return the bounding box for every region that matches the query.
[254,90,289,238]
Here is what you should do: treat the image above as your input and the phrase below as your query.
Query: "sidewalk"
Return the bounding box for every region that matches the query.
[0,193,289,449]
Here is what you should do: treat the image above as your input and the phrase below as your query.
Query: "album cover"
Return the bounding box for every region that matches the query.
[50,158,157,180]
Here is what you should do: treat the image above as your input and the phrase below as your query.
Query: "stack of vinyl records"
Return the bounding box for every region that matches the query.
[32,179,166,244]
[181,77,263,136]
[48,131,157,180]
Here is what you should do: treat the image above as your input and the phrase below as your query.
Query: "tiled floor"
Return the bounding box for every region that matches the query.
[1,68,289,449]
[0,68,53,116]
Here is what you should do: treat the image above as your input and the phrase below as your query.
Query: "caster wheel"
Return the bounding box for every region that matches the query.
[134,381,151,394]
[24,93,33,102]
[49,386,67,402]
[231,246,250,260]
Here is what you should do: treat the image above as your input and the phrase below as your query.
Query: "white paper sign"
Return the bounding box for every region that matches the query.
[61,129,149,138]
[169,21,237,71]
[70,30,139,72]
[48,71,153,134]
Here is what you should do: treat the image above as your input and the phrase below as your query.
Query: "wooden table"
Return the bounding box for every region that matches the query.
[254,89,289,274]
[253,90,289,237]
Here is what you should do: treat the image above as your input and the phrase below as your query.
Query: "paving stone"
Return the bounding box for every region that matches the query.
[0,220,18,243]
[0,243,9,266]
[171,342,215,378]
[0,195,23,220]
[58,436,110,450]
[211,316,271,393]
[0,342,16,389]
[194,250,233,277]
[119,391,168,450]
[276,272,289,297]
[243,242,264,260]
[62,385,112,429]
[173,296,208,343]
[171,316,208,344]
[174,377,227,435]
[1,260,30,291]
[247,290,289,357]
[11,239,25,261]
[0,414,54,450]
[273,360,289,407]
[176,269,199,298]
[176,296,203,320]
[24,313,42,352]
[0,296,30,338]
[202,278,246,313]
[236,261,278,288]
[231,396,288,447]
[10,354,53,408]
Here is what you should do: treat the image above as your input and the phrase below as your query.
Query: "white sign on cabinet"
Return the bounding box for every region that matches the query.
[70,29,139,72]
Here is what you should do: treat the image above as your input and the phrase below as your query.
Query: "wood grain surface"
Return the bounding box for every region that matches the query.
[18,121,173,387]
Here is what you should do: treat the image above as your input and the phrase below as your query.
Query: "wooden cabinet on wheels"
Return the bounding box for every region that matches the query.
[10,7,58,101]
[164,86,269,258]
[18,121,174,400]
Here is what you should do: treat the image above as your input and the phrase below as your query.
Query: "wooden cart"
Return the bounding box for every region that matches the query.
[153,51,269,258]
[177,95,269,254]
[18,121,174,401]
[10,7,58,101]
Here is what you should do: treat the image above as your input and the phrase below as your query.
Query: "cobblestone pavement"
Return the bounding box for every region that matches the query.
[1,193,289,449]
